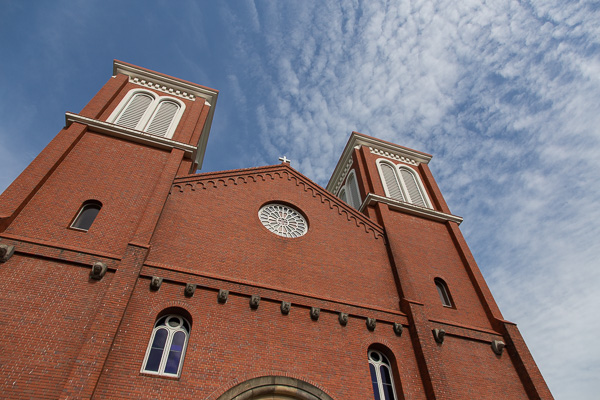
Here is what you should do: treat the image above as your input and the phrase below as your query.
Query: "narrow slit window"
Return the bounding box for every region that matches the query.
[142,314,190,377]
[435,278,453,307]
[71,200,102,231]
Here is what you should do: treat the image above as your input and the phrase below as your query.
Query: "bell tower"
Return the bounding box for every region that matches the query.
[327,131,552,399]
[0,61,219,399]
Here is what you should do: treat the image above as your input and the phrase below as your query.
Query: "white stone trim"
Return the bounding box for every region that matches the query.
[359,193,463,224]
[112,60,218,169]
[369,146,418,165]
[129,76,196,100]
[375,158,433,209]
[331,158,353,195]
[106,88,186,140]
[65,112,196,157]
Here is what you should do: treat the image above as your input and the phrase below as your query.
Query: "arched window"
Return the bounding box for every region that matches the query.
[114,92,155,129]
[376,160,431,208]
[70,200,102,231]
[145,100,181,137]
[368,349,399,400]
[142,314,190,377]
[337,169,362,209]
[108,89,184,139]
[380,162,404,202]
[339,188,348,203]
[399,167,426,207]
[435,278,453,307]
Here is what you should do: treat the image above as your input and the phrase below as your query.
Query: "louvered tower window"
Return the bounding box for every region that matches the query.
[146,100,180,137]
[346,172,361,209]
[400,167,426,207]
[339,188,347,203]
[377,160,431,209]
[108,89,185,139]
[114,92,154,129]
[380,162,405,202]
[337,170,362,209]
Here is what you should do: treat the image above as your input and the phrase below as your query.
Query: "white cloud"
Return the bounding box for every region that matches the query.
[222,1,600,398]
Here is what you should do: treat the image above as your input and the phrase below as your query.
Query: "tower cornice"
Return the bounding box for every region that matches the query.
[65,112,197,157]
[326,131,432,194]
[359,193,463,224]
[112,60,218,169]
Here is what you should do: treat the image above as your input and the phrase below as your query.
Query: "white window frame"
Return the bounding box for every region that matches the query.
[107,88,186,139]
[141,314,190,377]
[368,349,399,400]
[376,159,432,209]
[336,169,362,209]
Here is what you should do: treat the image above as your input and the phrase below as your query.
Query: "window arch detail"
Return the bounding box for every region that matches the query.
[108,89,185,139]
[337,169,362,209]
[368,349,399,400]
[142,314,190,377]
[70,200,102,231]
[376,159,431,208]
[435,278,454,307]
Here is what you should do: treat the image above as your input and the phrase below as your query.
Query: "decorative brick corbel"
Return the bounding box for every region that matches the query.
[281,301,291,315]
[310,307,320,320]
[150,276,163,291]
[366,317,377,331]
[218,289,229,304]
[0,244,15,263]
[250,295,260,309]
[491,340,505,355]
[433,328,446,344]
[393,322,403,336]
[90,262,107,280]
[184,283,196,297]
[338,312,349,326]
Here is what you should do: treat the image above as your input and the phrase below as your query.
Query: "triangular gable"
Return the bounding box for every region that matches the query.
[173,164,385,241]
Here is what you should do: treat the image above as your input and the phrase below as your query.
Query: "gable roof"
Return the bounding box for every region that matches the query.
[173,163,385,241]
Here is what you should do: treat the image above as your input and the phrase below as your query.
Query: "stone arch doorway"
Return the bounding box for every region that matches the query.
[216,376,334,400]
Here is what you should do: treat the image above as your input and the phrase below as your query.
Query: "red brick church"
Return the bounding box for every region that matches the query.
[0,61,552,399]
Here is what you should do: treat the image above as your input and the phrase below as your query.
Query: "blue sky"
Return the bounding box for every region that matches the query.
[1,1,599,398]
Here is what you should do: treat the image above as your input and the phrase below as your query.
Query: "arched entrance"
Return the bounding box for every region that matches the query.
[216,376,334,400]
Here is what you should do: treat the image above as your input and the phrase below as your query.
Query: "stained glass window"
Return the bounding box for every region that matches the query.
[142,314,190,377]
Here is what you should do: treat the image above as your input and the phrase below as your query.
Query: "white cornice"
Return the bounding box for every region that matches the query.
[326,132,432,193]
[112,60,218,169]
[65,113,197,158]
[359,193,463,224]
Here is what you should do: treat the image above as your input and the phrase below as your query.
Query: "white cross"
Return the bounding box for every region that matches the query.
[278,156,291,164]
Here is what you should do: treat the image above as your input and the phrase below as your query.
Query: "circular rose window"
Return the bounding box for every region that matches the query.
[258,203,308,238]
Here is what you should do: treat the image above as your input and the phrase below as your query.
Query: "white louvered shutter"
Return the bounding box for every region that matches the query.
[145,101,180,137]
[347,173,361,209]
[380,163,404,201]
[339,189,348,203]
[400,168,426,207]
[115,93,154,129]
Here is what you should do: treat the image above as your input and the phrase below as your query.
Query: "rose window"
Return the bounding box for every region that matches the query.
[258,203,308,238]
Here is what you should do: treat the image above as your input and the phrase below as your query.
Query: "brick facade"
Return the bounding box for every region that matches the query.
[0,61,552,399]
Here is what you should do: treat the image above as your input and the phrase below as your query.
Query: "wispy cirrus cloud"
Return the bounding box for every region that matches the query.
[217,1,600,398]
